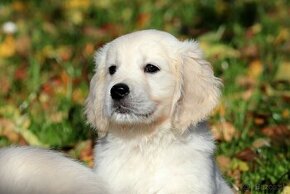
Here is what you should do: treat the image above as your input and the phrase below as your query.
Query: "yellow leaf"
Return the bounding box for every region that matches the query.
[12,1,26,12]
[248,60,263,79]
[282,109,289,119]
[65,0,90,9]
[0,35,16,58]
[275,28,289,44]
[238,161,249,172]
[282,185,290,194]
[275,62,290,81]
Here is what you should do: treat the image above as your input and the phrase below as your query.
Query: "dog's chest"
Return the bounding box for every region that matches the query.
[95,141,166,193]
[94,136,211,194]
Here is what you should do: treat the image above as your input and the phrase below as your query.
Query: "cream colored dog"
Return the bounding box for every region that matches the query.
[0,30,233,194]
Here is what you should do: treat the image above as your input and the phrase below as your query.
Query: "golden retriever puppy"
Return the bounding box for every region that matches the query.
[86,29,233,194]
[0,30,233,194]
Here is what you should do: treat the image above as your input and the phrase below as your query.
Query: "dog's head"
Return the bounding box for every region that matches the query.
[85,30,221,137]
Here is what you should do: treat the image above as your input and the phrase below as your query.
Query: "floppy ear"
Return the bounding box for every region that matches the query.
[172,40,221,134]
[85,45,109,138]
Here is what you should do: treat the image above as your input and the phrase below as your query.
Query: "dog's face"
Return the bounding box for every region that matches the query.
[86,30,221,137]
[104,38,177,125]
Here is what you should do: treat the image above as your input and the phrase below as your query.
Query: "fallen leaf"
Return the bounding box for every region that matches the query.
[0,118,19,142]
[233,159,249,172]
[275,62,290,82]
[12,1,26,12]
[211,121,237,142]
[15,35,31,56]
[65,0,90,9]
[261,125,290,140]
[0,76,11,95]
[275,27,289,44]
[252,138,270,149]
[241,44,259,58]
[216,155,231,172]
[137,13,151,28]
[248,59,263,79]
[282,184,290,194]
[282,109,289,119]
[236,148,258,162]
[0,35,16,58]
[236,75,256,88]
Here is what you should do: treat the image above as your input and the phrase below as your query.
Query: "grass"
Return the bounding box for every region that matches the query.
[0,0,289,193]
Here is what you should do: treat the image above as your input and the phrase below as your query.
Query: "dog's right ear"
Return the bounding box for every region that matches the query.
[85,45,109,138]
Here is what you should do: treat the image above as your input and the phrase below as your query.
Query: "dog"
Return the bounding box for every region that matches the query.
[0,30,233,194]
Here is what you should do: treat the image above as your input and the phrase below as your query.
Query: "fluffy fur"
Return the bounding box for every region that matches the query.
[0,30,233,194]
[0,147,109,194]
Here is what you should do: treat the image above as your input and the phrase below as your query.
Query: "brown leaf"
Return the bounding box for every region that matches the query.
[261,125,290,140]
[236,148,258,162]
[0,118,26,144]
[0,76,11,95]
[137,13,151,28]
[241,44,259,58]
[211,121,237,142]
[216,155,231,172]
[15,36,31,56]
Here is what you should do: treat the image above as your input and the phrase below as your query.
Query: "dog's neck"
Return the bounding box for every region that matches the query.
[100,120,209,149]
[108,119,173,140]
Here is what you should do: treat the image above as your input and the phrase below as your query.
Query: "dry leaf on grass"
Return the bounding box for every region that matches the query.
[275,62,290,82]
[252,138,270,149]
[211,121,237,142]
[236,148,258,162]
[0,118,20,143]
[248,59,263,79]
[216,155,231,172]
[261,125,290,141]
[0,35,16,58]
[282,185,290,194]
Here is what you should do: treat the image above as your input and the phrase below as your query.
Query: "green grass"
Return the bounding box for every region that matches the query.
[0,0,289,193]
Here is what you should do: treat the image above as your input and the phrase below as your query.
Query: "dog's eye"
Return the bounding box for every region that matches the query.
[109,65,117,75]
[144,64,160,73]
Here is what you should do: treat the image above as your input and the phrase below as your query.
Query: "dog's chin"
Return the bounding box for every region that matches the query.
[110,111,155,125]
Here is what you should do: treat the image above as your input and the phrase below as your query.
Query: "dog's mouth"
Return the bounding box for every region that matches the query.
[114,106,154,118]
[111,103,155,119]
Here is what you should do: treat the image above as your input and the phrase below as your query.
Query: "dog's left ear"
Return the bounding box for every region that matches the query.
[85,45,110,138]
[172,40,221,134]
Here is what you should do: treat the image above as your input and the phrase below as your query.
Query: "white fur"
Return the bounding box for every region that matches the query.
[0,147,109,194]
[0,30,233,194]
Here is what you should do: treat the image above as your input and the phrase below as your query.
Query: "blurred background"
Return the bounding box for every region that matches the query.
[0,0,289,193]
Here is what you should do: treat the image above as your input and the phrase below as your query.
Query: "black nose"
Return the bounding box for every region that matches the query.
[110,83,130,100]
